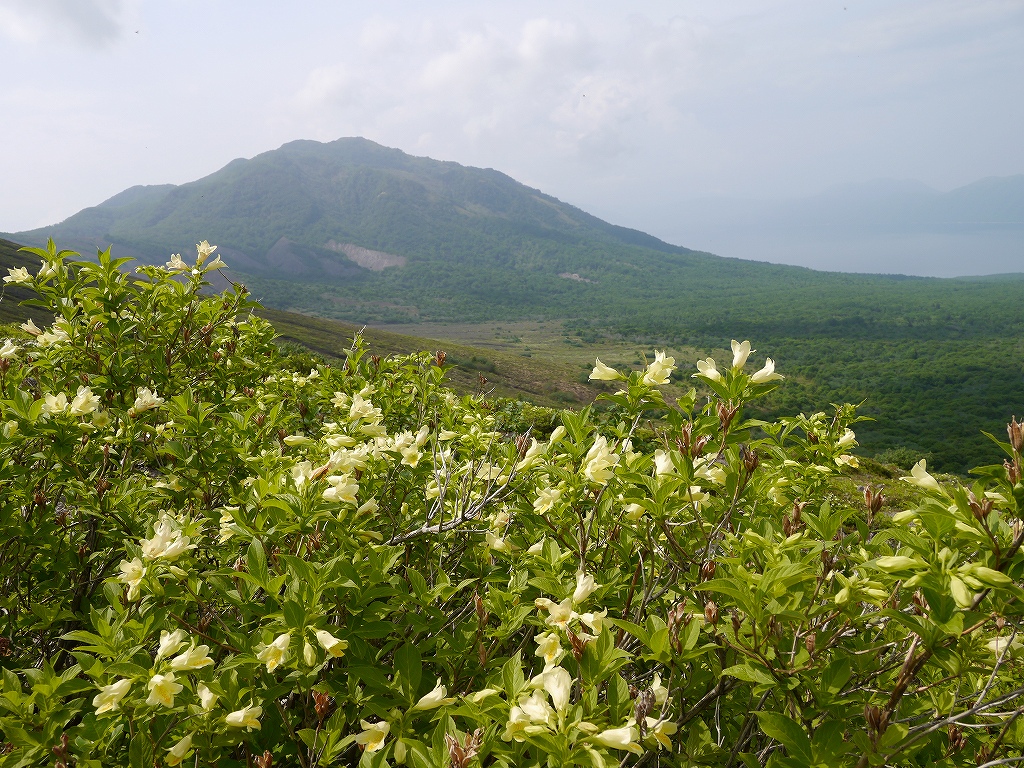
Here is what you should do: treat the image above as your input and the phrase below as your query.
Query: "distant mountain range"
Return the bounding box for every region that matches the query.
[652,177,1024,277]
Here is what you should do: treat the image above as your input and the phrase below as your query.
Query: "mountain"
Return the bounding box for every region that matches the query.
[8,137,692,281]
[10,137,1021,332]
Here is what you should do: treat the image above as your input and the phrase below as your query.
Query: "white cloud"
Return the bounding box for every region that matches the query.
[0,0,134,46]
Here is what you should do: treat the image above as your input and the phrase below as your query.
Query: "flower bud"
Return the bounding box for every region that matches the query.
[741,446,759,474]
[1008,417,1024,454]
[717,403,738,431]
[704,601,719,626]
[968,492,993,522]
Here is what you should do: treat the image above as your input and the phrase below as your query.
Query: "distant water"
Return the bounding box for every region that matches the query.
[687,229,1024,278]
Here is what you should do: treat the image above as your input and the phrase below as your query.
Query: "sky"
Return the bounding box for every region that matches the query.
[1,0,1022,274]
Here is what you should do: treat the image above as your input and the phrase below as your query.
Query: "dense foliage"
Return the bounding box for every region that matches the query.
[8,138,1024,473]
[1,243,1023,767]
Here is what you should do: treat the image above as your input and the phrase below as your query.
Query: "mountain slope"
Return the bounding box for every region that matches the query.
[9,137,690,277]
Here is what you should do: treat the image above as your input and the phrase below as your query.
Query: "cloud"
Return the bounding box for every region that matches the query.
[0,0,133,46]
[294,12,711,176]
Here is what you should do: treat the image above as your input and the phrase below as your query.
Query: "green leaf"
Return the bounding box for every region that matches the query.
[394,643,422,701]
[756,712,811,765]
[502,652,525,699]
[722,663,776,686]
[283,599,305,630]
[247,538,269,590]
[128,733,154,768]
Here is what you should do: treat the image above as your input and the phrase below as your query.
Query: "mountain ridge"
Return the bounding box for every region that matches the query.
[10,137,694,278]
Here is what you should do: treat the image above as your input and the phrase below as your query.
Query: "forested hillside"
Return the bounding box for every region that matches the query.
[5,138,1024,473]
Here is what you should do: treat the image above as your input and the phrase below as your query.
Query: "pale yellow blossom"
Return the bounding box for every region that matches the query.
[225,704,262,730]
[118,558,146,600]
[146,672,183,707]
[314,629,349,658]
[165,733,193,767]
[589,358,621,381]
[93,678,131,714]
[256,632,291,672]
[411,678,456,711]
[643,351,676,385]
[354,720,390,751]
[731,340,753,370]
[750,358,784,384]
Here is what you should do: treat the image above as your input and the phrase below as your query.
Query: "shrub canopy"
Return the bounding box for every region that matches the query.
[0,242,1022,767]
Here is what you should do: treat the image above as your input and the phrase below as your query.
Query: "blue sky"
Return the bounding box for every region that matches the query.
[1,0,1021,271]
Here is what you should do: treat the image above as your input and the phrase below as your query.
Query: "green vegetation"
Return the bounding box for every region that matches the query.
[6,138,1023,473]
[2,241,1024,767]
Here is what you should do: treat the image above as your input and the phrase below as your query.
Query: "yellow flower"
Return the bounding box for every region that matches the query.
[256,632,291,672]
[654,450,675,476]
[140,517,193,561]
[42,392,69,415]
[645,717,678,750]
[731,340,753,370]
[218,510,236,543]
[118,558,146,601]
[37,260,57,280]
[314,629,349,658]
[37,327,69,347]
[535,597,577,630]
[165,254,188,271]
[750,358,784,383]
[592,722,643,753]
[69,386,100,417]
[583,436,618,485]
[196,240,217,265]
[322,474,359,504]
[580,608,608,635]
[165,733,193,767]
[170,643,214,671]
[532,487,565,512]
[518,690,555,725]
[696,356,724,383]
[225,704,262,730]
[93,678,131,714]
[650,673,668,706]
[354,719,390,751]
[155,629,187,661]
[534,631,563,667]
[642,351,676,385]
[573,572,600,604]
[589,358,621,381]
[133,387,165,413]
[543,667,573,712]
[411,678,456,711]
[901,459,941,493]
[20,318,42,336]
[146,672,183,707]
[3,266,30,284]
[197,683,218,711]
[0,339,19,358]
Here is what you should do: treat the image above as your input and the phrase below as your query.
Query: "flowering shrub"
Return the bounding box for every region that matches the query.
[0,241,1023,767]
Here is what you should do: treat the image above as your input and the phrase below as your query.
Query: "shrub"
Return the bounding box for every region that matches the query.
[0,242,1022,767]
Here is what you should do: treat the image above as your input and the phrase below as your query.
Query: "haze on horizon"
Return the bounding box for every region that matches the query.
[1,0,1021,277]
